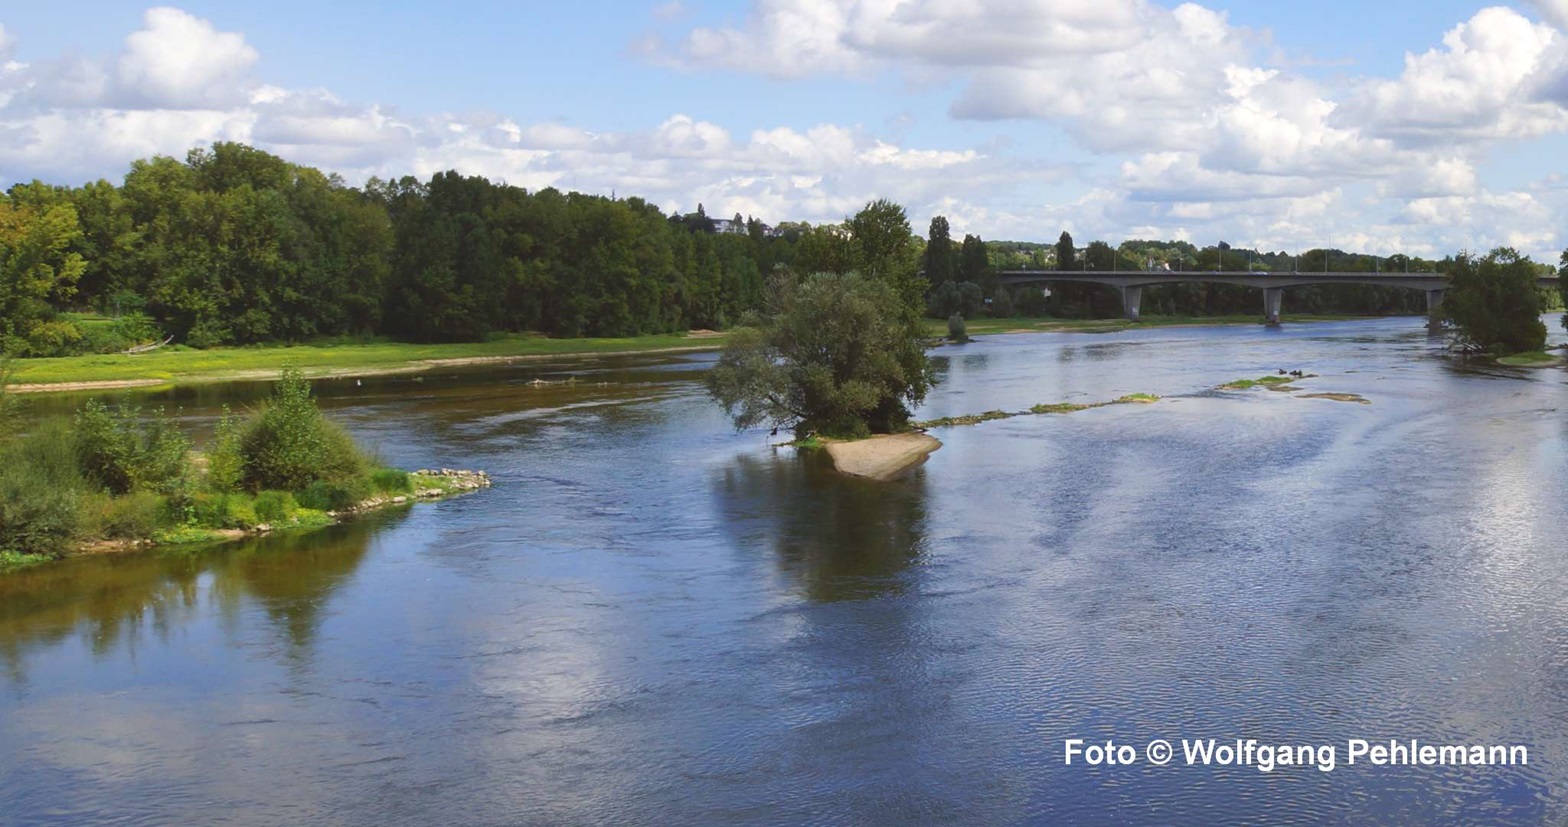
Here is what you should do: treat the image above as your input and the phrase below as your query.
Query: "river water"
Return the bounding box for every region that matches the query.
[3,318,1567,826]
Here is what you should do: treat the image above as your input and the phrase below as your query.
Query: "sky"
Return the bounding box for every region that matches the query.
[4,1,1568,259]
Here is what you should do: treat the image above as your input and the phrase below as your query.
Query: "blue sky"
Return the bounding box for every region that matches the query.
[4,1,1568,258]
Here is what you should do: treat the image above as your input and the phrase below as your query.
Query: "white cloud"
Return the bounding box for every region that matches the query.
[5,4,1568,261]
[118,7,259,108]
[1350,7,1568,142]
[1526,0,1568,32]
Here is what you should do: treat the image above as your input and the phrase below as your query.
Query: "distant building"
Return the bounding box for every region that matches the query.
[710,218,746,235]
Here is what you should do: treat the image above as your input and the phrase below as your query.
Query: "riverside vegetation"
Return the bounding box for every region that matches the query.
[8,140,1552,371]
[0,365,486,571]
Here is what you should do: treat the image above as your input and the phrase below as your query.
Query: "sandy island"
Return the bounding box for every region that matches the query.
[824,433,942,481]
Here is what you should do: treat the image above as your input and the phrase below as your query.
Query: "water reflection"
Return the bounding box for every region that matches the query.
[714,451,929,602]
[0,515,393,682]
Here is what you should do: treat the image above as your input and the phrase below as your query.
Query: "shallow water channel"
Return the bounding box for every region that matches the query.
[3,318,1567,825]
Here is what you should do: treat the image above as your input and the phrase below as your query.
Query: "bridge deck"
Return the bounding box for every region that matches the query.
[994,270,1560,325]
[997,270,1559,290]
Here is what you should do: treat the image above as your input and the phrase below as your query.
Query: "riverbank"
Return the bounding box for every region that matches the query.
[0,470,490,572]
[9,315,1392,394]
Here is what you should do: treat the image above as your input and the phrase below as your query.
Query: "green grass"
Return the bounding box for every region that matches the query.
[13,314,1394,390]
[1497,351,1562,367]
[1029,402,1091,414]
[1221,375,1297,390]
[916,410,1015,428]
[0,550,53,572]
[8,331,722,387]
[915,393,1158,429]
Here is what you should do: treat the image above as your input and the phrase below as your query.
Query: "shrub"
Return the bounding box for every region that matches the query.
[369,467,412,494]
[187,492,259,530]
[253,490,299,523]
[21,320,86,357]
[74,401,191,495]
[295,478,372,512]
[205,406,245,493]
[240,367,367,491]
[0,421,88,556]
[947,312,970,343]
[87,489,166,539]
[0,357,20,440]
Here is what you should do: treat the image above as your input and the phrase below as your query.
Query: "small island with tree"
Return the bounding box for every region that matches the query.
[705,200,943,480]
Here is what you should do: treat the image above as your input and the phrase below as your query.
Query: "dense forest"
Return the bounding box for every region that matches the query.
[1,142,1528,358]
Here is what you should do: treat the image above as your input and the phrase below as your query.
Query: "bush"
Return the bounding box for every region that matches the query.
[989,288,1014,318]
[205,406,245,493]
[0,421,88,556]
[21,320,86,357]
[947,312,970,343]
[240,367,367,491]
[0,358,20,440]
[369,467,412,494]
[74,401,191,495]
[86,489,166,539]
[186,492,259,530]
[295,478,372,512]
[253,490,299,523]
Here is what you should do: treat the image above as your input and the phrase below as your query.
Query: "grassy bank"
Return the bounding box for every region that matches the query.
[8,331,720,389]
[0,367,488,570]
[10,314,1390,392]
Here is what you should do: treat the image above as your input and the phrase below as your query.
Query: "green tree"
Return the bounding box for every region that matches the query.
[706,272,934,438]
[1559,248,1568,332]
[0,198,87,342]
[1442,248,1548,356]
[924,216,955,288]
[1055,231,1076,272]
[848,199,925,314]
[959,233,991,294]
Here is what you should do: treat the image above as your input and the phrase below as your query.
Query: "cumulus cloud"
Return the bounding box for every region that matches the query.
[5,4,1568,259]
[0,9,1061,229]
[1350,7,1568,141]
[118,7,259,108]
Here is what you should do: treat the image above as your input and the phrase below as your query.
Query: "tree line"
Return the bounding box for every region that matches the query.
[3,141,1562,359]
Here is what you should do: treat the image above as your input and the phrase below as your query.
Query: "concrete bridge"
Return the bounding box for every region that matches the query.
[997,270,1561,326]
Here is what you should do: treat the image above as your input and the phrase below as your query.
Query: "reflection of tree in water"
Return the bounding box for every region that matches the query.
[212,517,391,659]
[0,513,397,684]
[714,451,930,602]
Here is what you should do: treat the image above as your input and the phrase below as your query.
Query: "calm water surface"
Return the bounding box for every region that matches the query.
[3,319,1568,826]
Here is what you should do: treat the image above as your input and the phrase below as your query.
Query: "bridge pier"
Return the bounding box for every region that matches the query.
[1263,288,1283,326]
[1119,285,1143,321]
[1426,289,1445,331]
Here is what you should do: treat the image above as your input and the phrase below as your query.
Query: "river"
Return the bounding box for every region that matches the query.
[3,318,1567,825]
